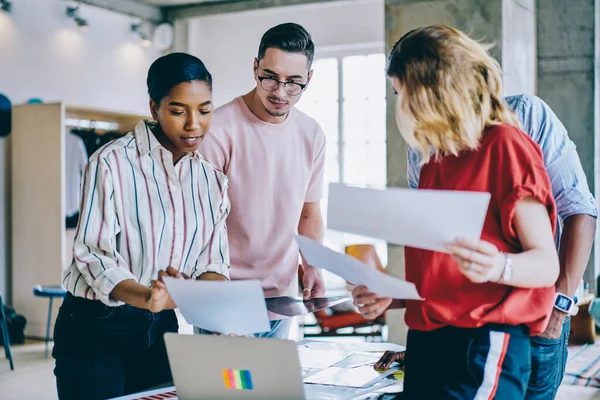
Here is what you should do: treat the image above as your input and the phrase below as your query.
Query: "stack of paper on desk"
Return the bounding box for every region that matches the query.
[295,236,422,300]
[162,278,270,335]
[297,344,403,390]
[327,183,490,253]
[304,365,401,388]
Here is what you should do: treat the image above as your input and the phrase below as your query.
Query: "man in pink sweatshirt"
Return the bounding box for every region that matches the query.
[199,23,326,338]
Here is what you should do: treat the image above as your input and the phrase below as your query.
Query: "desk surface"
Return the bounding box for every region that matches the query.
[115,340,405,400]
[117,384,403,400]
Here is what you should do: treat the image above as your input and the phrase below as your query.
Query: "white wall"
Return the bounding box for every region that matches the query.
[188,0,384,106]
[0,0,160,304]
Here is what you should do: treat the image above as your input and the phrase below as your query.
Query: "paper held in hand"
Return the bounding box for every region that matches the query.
[163,278,271,335]
[295,236,423,300]
[327,183,490,253]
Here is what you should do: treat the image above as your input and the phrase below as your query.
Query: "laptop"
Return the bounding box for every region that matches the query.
[164,333,305,400]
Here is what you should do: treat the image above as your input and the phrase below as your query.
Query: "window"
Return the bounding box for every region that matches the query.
[297,52,387,290]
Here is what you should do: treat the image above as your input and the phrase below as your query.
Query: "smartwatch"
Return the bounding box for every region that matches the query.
[554,292,578,316]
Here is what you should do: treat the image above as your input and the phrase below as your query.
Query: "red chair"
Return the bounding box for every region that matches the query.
[304,244,386,338]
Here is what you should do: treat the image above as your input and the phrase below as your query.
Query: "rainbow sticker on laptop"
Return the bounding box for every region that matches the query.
[223,369,254,391]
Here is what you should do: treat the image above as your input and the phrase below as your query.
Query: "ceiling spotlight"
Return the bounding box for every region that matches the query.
[66,4,79,18]
[0,0,12,12]
[75,16,88,30]
[66,3,88,30]
[131,20,153,47]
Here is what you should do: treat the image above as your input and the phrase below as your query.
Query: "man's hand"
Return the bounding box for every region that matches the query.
[374,351,405,370]
[352,286,391,320]
[538,308,566,339]
[302,266,325,300]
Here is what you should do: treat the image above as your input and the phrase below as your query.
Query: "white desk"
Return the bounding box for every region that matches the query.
[114,340,405,400]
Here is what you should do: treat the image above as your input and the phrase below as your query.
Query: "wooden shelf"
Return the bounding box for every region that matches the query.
[65,105,149,133]
[11,102,149,338]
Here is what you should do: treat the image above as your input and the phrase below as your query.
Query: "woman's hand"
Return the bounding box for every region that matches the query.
[147,279,171,313]
[148,266,189,312]
[158,266,190,281]
[352,286,392,320]
[446,238,506,283]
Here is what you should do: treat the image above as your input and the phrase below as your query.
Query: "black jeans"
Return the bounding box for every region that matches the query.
[52,293,178,400]
[403,324,531,400]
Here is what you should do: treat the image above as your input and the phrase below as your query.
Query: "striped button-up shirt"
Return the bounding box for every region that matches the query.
[63,120,230,306]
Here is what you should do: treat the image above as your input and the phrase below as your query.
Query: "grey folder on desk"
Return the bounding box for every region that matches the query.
[265,296,351,317]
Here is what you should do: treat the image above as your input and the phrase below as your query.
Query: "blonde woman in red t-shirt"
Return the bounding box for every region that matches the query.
[352,25,559,399]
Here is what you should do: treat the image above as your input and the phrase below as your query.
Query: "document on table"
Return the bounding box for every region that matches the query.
[300,340,406,353]
[295,236,422,300]
[163,278,270,335]
[265,296,351,317]
[304,365,400,388]
[327,183,491,253]
[332,352,384,369]
[297,348,355,369]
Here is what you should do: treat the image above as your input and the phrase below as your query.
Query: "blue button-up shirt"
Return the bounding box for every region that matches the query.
[407,94,598,244]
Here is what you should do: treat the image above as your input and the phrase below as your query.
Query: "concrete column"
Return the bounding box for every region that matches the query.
[384,0,536,345]
[536,0,598,293]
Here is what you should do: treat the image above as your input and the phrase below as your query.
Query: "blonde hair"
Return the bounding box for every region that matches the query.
[387,25,518,163]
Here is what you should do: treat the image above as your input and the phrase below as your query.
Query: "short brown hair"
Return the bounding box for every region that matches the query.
[258,23,314,68]
[387,25,518,162]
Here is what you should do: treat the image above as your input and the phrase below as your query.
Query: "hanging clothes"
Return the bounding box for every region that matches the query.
[65,131,88,226]
[70,128,122,157]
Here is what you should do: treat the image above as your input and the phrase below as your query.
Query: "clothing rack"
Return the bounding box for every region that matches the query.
[11,102,149,339]
[65,118,121,133]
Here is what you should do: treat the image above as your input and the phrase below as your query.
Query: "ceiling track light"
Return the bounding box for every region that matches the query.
[0,0,12,12]
[74,16,88,30]
[131,20,152,48]
[66,3,88,30]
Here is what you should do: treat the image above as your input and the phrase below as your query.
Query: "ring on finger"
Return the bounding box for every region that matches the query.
[466,261,475,271]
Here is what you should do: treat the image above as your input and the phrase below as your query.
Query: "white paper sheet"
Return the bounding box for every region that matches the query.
[332,352,383,369]
[375,380,404,394]
[327,183,491,253]
[300,340,406,353]
[304,365,399,388]
[297,348,354,369]
[163,278,271,335]
[295,236,422,300]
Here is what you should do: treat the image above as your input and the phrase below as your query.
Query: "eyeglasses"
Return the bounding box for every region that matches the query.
[257,76,307,96]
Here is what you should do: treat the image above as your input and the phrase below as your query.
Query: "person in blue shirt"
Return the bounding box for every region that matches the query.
[364,94,597,400]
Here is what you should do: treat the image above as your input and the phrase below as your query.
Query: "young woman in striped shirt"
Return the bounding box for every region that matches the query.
[53,53,230,400]
[352,26,559,399]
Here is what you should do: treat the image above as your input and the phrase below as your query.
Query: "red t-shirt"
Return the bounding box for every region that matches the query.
[405,124,557,336]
